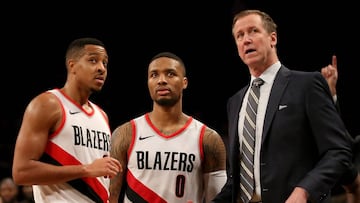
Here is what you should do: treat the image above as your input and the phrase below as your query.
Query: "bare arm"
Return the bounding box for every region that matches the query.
[202,127,227,203]
[202,127,227,173]
[12,92,121,185]
[109,121,132,203]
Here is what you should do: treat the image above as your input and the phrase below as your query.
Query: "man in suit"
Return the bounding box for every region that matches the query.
[212,9,353,203]
[321,55,360,203]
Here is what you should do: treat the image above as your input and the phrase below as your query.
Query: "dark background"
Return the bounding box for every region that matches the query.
[1,1,358,178]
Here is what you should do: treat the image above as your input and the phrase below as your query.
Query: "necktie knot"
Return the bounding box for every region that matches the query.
[252,78,264,88]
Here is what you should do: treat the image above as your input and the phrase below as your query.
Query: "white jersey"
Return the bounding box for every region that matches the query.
[124,113,206,203]
[33,89,111,203]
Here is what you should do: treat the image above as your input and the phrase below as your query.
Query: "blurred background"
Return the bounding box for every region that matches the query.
[1,1,357,179]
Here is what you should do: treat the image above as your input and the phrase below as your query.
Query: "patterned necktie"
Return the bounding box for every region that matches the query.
[240,78,264,203]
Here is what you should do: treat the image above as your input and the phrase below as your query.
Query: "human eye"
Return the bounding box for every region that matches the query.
[167,71,177,77]
[235,32,244,40]
[102,60,108,68]
[89,58,97,64]
[149,72,158,78]
[250,28,259,35]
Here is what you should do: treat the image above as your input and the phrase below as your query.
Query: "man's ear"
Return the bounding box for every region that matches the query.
[183,77,188,89]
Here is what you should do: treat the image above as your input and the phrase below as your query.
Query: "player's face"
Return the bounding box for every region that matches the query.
[72,45,108,93]
[147,57,187,107]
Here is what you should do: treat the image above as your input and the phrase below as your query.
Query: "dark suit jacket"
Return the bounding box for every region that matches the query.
[332,98,358,194]
[212,66,353,203]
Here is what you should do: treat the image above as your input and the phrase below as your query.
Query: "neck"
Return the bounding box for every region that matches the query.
[61,83,90,106]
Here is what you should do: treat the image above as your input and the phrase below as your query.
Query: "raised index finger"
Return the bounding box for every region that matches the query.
[332,55,337,70]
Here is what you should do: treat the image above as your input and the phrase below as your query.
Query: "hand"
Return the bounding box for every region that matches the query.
[85,156,122,178]
[285,187,308,203]
[344,173,360,203]
[321,55,338,96]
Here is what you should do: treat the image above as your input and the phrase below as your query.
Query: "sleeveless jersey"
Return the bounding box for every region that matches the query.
[124,113,206,203]
[33,89,111,203]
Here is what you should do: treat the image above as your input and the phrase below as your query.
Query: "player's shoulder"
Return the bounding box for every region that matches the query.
[27,90,61,111]
[112,121,132,137]
[21,90,63,129]
[203,126,224,146]
[111,120,133,148]
[190,116,222,138]
[204,126,220,136]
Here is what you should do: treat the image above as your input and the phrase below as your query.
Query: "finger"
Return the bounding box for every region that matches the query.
[332,55,337,70]
[103,154,110,178]
[110,157,123,172]
[321,67,326,76]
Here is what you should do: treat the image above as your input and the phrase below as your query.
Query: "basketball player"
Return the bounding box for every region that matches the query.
[12,37,122,203]
[109,52,227,203]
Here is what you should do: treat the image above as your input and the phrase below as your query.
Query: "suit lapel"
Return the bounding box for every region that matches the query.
[262,66,290,144]
[228,86,248,159]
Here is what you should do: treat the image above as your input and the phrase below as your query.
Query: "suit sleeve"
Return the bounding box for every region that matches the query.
[299,73,353,201]
[334,96,358,185]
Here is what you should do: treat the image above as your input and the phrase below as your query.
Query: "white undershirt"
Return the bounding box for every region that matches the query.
[238,61,281,198]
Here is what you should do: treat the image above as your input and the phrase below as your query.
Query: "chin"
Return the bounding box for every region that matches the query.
[91,87,103,93]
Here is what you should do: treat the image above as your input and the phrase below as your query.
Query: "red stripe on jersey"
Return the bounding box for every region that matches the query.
[45,142,108,202]
[126,170,167,203]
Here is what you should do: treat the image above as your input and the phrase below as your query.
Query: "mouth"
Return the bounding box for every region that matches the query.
[95,75,105,81]
[245,49,256,54]
[95,77,105,85]
[156,88,170,96]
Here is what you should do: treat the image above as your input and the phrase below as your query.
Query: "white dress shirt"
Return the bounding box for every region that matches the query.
[238,61,281,200]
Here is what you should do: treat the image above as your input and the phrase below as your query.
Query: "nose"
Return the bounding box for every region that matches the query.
[243,34,253,43]
[157,74,167,84]
[97,63,107,73]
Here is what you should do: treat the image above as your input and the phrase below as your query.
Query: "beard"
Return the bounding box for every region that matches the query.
[155,95,179,107]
